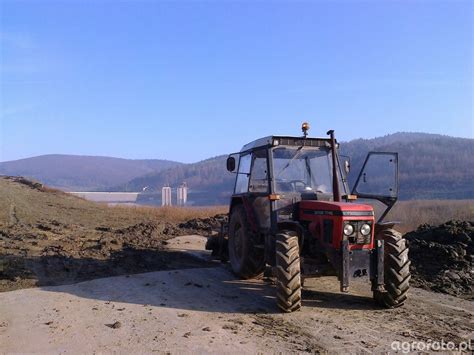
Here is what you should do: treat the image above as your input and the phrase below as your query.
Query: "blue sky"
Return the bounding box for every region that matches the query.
[0,0,472,163]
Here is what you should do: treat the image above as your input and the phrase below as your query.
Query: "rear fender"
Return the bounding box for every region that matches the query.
[229,195,258,233]
[375,221,401,235]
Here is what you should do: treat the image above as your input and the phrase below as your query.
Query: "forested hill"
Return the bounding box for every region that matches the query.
[112,155,233,205]
[340,133,474,199]
[118,132,474,204]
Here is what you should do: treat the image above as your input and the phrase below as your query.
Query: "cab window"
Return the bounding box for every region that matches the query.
[235,153,251,193]
[249,150,268,193]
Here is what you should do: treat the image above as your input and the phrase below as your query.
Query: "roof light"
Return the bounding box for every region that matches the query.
[302,122,310,137]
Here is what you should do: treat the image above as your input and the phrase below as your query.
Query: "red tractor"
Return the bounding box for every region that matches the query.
[207,123,410,312]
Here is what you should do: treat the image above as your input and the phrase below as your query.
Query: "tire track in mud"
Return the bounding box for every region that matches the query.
[250,314,325,353]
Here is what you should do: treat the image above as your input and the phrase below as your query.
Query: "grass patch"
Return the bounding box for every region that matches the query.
[110,205,228,223]
[386,199,474,233]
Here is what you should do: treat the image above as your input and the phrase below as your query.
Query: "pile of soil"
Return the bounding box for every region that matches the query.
[405,220,473,299]
[0,219,204,292]
[178,214,227,233]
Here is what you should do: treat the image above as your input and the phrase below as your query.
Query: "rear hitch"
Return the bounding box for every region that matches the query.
[218,222,229,262]
[204,221,228,262]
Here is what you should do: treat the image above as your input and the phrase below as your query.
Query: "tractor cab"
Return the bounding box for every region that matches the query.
[208,123,410,312]
[226,127,398,234]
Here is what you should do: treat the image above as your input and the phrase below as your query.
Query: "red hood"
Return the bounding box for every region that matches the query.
[299,200,373,212]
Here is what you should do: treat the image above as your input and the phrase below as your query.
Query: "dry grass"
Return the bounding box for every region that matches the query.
[0,175,228,228]
[110,205,228,223]
[386,199,474,233]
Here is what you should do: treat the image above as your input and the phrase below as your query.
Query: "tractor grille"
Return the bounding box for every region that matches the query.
[323,219,333,243]
[343,221,372,245]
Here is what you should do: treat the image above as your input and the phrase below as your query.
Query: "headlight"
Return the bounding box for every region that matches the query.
[343,224,354,236]
[360,223,371,236]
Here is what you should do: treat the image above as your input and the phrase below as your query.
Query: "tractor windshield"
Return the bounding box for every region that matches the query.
[272,146,347,195]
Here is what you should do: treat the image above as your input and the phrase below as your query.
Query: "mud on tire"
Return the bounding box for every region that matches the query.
[374,228,411,308]
[276,231,302,312]
[228,205,265,279]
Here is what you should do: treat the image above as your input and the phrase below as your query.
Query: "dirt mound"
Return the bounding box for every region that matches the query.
[0,218,200,291]
[178,214,227,233]
[405,220,473,299]
[3,176,44,191]
[0,177,214,292]
[116,222,184,243]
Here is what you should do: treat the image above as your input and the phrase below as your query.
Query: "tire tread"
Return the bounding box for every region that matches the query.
[276,231,302,312]
[374,229,411,308]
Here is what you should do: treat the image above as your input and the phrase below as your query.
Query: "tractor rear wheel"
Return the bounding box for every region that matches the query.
[275,231,302,312]
[374,228,411,308]
[228,205,265,279]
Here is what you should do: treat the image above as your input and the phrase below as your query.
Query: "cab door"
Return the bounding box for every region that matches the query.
[352,152,398,222]
[248,149,271,230]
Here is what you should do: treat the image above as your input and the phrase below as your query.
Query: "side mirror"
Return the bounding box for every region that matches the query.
[226,157,236,172]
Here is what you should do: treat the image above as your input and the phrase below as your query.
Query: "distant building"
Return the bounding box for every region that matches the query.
[162,186,172,206]
[177,182,188,206]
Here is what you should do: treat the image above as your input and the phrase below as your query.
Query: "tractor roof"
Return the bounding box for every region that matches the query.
[240,136,332,153]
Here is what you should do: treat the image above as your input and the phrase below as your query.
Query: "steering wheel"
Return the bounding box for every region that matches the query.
[287,180,311,192]
[315,184,329,193]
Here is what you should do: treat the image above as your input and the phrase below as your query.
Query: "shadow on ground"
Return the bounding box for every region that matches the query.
[0,247,215,290]
[2,248,382,314]
[302,288,381,310]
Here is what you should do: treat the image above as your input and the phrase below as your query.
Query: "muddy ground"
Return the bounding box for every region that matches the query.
[0,176,215,291]
[1,236,473,353]
[0,216,212,291]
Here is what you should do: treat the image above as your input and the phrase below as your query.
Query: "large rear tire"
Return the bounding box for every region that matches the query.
[275,231,302,312]
[228,205,265,279]
[374,228,411,308]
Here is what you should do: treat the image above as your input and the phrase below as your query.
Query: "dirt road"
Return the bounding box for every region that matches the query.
[1,236,473,353]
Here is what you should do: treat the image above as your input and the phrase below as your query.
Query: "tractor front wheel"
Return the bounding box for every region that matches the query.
[275,231,302,312]
[374,228,411,308]
[228,205,265,279]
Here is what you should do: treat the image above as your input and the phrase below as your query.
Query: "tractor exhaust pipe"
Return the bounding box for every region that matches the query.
[327,130,341,202]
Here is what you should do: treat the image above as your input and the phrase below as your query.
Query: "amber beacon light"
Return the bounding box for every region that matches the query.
[302,122,310,137]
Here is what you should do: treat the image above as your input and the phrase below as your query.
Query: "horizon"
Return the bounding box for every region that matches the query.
[1,130,472,164]
[1,1,473,163]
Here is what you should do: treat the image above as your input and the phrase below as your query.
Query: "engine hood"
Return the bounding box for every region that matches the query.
[299,200,374,216]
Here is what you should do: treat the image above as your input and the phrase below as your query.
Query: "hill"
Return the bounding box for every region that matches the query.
[340,132,474,199]
[119,132,474,205]
[0,154,183,191]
